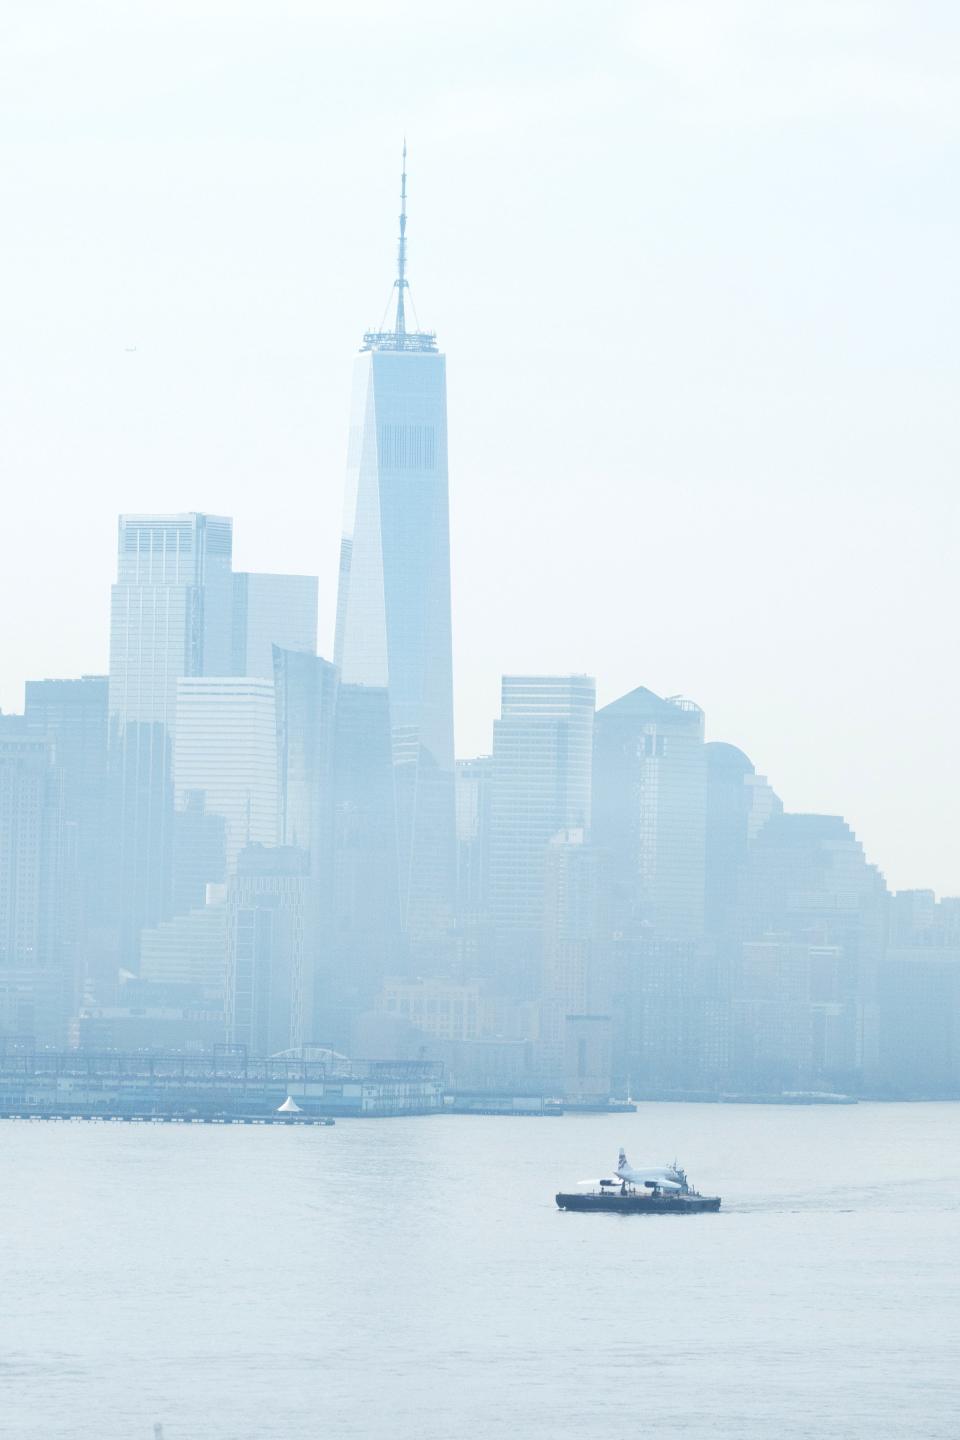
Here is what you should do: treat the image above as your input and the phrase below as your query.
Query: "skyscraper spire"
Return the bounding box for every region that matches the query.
[362,140,436,353]
[395,139,408,339]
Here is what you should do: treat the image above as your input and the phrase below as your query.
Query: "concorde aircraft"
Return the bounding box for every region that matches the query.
[581,1149,686,1193]
[616,1148,685,1192]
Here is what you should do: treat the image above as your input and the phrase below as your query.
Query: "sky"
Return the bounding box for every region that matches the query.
[1,0,958,894]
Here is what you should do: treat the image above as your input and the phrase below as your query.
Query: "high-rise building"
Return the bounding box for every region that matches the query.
[737,812,888,1082]
[140,893,227,992]
[490,675,596,997]
[593,686,707,940]
[109,512,233,961]
[326,682,403,1047]
[540,829,610,1077]
[232,572,318,678]
[171,791,227,915]
[880,892,960,1095]
[333,150,456,959]
[455,756,492,926]
[704,741,781,941]
[24,677,112,996]
[273,647,338,860]
[226,843,310,1056]
[0,718,65,1040]
[173,677,277,871]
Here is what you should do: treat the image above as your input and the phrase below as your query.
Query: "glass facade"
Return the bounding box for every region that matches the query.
[593,686,707,941]
[108,513,233,962]
[334,347,456,958]
[226,844,310,1055]
[0,719,65,1040]
[490,675,596,997]
[173,677,278,871]
[232,572,318,678]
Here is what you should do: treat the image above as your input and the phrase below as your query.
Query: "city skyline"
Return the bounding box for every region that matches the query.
[4,12,959,1440]
[3,5,960,896]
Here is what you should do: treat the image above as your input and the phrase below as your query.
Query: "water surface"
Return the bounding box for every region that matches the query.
[1,1103,957,1439]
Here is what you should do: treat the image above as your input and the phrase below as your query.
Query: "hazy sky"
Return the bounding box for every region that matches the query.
[2,1,958,894]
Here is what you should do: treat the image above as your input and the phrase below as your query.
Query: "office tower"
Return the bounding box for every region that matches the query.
[272,647,339,1042]
[109,512,233,961]
[704,741,782,940]
[737,813,888,1081]
[880,892,960,1095]
[326,682,403,1047]
[593,686,707,940]
[333,149,456,959]
[273,647,338,858]
[619,934,731,1093]
[731,939,863,1089]
[24,676,110,930]
[0,718,65,1041]
[455,757,492,926]
[226,844,310,1056]
[540,830,610,1074]
[140,893,227,992]
[24,676,113,1006]
[490,675,596,997]
[273,650,402,1048]
[171,792,227,914]
[232,572,318,678]
[173,677,277,871]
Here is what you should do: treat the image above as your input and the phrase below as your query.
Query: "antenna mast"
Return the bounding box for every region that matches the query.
[361,139,436,353]
[395,140,408,338]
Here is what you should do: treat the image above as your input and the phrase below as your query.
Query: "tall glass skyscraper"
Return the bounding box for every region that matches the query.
[333,151,455,959]
[593,686,707,940]
[490,675,596,998]
[109,512,233,962]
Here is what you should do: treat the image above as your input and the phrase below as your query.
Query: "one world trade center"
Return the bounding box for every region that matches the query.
[334,148,456,960]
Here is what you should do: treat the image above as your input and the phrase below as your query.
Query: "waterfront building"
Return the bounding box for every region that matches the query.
[731,940,861,1089]
[614,934,730,1095]
[489,675,596,998]
[109,512,233,962]
[171,791,227,915]
[704,741,781,941]
[593,686,707,940]
[333,150,456,960]
[174,677,277,870]
[24,676,110,931]
[562,1014,613,1103]
[737,812,888,1082]
[377,977,485,1042]
[324,682,404,1048]
[232,572,318,678]
[226,844,310,1056]
[0,718,66,1041]
[140,891,227,991]
[540,830,610,1072]
[879,891,960,1095]
[23,675,114,1003]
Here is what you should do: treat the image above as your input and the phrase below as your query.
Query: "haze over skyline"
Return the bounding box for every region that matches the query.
[2,1,958,894]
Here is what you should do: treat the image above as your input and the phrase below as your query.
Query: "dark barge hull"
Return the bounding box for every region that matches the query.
[556,1191,721,1214]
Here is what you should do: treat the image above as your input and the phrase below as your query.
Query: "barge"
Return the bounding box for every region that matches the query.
[556,1147,721,1214]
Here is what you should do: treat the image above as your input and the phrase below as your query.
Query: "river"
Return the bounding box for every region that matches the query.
[1,1102,957,1438]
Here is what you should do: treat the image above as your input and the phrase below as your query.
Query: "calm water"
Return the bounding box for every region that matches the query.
[1,1103,958,1439]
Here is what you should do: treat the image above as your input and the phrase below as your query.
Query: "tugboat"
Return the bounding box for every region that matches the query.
[556,1148,721,1214]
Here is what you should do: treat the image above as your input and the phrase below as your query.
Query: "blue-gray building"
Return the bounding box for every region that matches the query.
[109,512,234,962]
[333,151,456,963]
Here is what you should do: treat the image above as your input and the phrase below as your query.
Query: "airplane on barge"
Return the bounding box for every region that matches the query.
[556,1148,721,1214]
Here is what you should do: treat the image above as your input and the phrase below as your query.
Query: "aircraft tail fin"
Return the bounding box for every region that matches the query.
[617,1147,628,1172]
